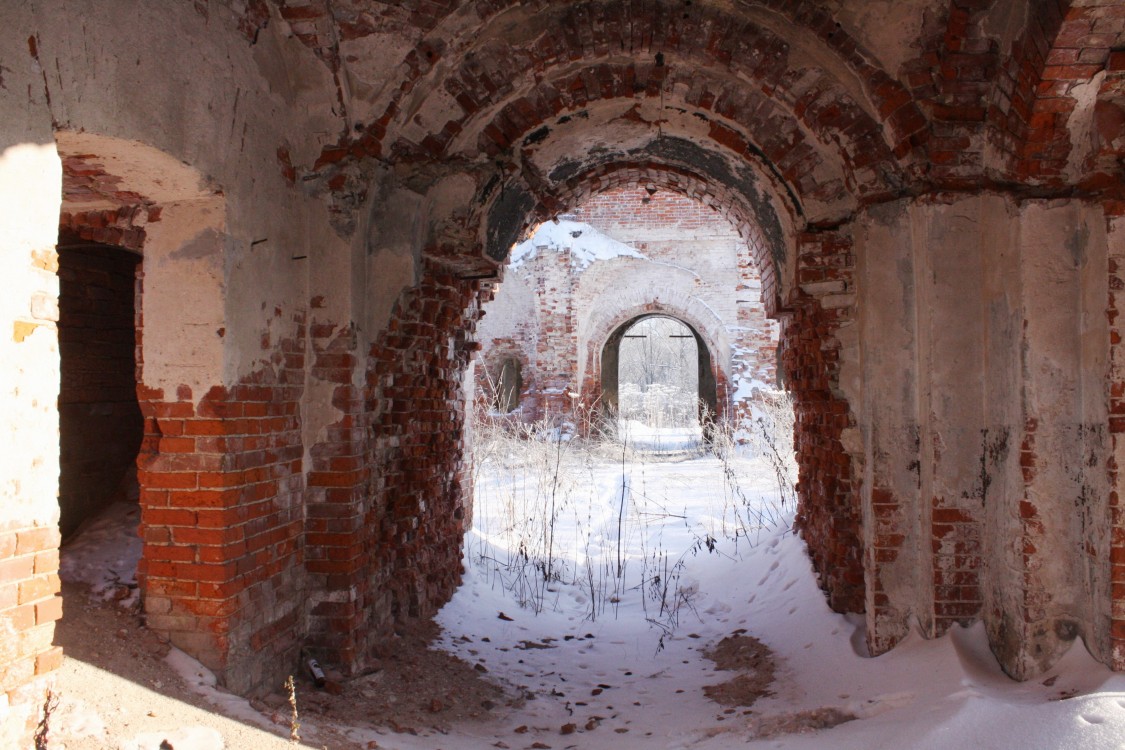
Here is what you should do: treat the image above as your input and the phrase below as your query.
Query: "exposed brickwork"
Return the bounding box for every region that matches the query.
[135,313,307,693]
[310,0,925,180]
[9,8,1125,745]
[931,501,984,631]
[60,154,153,210]
[0,523,63,737]
[303,318,369,668]
[463,62,867,201]
[526,246,579,417]
[364,264,481,636]
[866,485,905,651]
[986,0,1068,179]
[294,263,484,673]
[59,206,151,254]
[56,204,304,692]
[1011,3,1125,183]
[552,164,782,317]
[475,338,537,420]
[1105,221,1125,669]
[784,231,862,615]
[575,187,745,234]
[1088,52,1125,187]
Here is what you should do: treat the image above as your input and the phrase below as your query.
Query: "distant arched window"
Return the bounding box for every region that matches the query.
[494,357,522,413]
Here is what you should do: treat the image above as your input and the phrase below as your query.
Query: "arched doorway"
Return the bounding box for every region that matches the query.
[602,313,717,437]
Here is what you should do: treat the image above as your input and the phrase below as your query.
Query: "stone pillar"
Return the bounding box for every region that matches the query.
[851,194,1114,678]
[529,248,579,420]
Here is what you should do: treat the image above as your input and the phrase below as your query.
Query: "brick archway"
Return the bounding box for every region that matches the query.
[11,11,1125,739]
[580,294,731,415]
[598,312,719,431]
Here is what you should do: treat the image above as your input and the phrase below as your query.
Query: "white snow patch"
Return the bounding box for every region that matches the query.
[53,451,1125,750]
[511,219,645,268]
[59,500,143,608]
[619,419,703,451]
[427,448,1125,749]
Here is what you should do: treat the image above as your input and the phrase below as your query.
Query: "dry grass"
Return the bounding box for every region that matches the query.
[467,390,797,637]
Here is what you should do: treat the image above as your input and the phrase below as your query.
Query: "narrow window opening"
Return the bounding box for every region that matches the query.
[494,356,523,413]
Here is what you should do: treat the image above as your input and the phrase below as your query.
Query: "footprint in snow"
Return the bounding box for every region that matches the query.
[1080,714,1106,725]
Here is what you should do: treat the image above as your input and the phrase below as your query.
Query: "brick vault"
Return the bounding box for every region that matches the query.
[3,0,1125,743]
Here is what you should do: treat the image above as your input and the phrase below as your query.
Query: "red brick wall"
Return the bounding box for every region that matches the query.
[301,262,483,671]
[528,248,580,419]
[57,244,143,538]
[1104,202,1125,670]
[367,264,480,621]
[784,232,863,615]
[135,347,308,692]
[118,215,310,693]
[0,524,63,734]
[572,187,732,233]
[363,265,480,648]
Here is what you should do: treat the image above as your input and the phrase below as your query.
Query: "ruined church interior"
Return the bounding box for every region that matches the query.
[4,0,1125,745]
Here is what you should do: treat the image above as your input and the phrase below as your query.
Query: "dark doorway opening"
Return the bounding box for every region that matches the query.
[494,357,523,414]
[57,242,142,539]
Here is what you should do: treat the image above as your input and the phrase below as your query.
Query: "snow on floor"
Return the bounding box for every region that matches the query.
[55,441,1125,749]
[415,441,1125,750]
[59,500,143,608]
[617,419,703,452]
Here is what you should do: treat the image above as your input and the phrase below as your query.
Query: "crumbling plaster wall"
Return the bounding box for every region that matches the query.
[2,0,370,722]
[846,194,1113,676]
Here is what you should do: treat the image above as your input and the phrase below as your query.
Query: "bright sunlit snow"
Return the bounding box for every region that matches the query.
[423,431,1125,749]
[57,431,1125,749]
